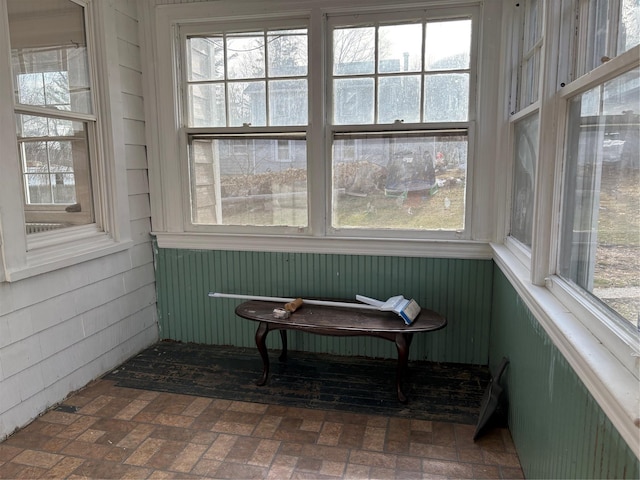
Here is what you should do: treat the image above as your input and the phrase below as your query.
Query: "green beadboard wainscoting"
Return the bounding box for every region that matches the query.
[154,248,493,364]
[490,268,639,479]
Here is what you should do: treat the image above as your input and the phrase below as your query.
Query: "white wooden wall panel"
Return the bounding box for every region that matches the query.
[123,93,145,121]
[119,66,144,96]
[116,8,139,44]
[126,144,148,169]
[130,217,153,243]
[131,243,154,268]
[128,169,150,195]
[123,119,147,145]
[129,194,153,221]
[118,39,142,71]
[0,0,157,441]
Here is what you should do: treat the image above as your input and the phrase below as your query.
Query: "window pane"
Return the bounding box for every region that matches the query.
[8,0,92,114]
[17,114,93,230]
[334,78,374,124]
[228,81,266,126]
[268,29,308,77]
[190,136,307,227]
[576,0,640,77]
[510,113,539,247]
[189,84,226,127]
[519,51,541,109]
[378,23,422,73]
[378,76,420,124]
[619,0,640,54]
[424,19,471,71]
[269,79,307,126]
[332,133,467,231]
[186,28,308,127]
[227,32,265,79]
[333,27,375,75]
[559,68,640,328]
[187,36,224,81]
[424,74,469,122]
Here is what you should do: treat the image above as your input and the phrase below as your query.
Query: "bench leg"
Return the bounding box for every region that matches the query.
[395,332,412,403]
[255,322,270,386]
[279,330,288,362]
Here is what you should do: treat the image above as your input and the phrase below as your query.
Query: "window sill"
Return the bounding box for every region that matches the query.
[5,230,133,282]
[491,242,640,457]
[151,231,493,259]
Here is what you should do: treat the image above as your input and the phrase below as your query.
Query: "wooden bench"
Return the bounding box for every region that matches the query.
[235,300,447,403]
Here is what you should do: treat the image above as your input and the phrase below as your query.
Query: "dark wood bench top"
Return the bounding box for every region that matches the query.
[235,300,447,335]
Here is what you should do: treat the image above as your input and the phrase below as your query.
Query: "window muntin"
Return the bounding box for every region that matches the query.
[332,131,467,231]
[559,67,639,329]
[510,113,539,248]
[8,0,96,234]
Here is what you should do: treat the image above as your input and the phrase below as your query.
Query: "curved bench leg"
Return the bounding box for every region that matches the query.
[279,330,288,362]
[395,332,410,403]
[255,322,270,386]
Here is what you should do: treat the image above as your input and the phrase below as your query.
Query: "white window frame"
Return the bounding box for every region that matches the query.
[0,0,132,282]
[495,0,639,455]
[145,0,499,259]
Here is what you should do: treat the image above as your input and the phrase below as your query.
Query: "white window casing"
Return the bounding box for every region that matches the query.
[0,0,132,282]
[145,0,500,259]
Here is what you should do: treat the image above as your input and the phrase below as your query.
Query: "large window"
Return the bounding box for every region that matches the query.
[556,0,640,331]
[172,4,477,238]
[8,0,96,234]
[330,17,471,232]
[559,68,639,329]
[184,25,308,227]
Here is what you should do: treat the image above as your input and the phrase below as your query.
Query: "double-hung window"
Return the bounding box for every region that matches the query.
[160,0,479,247]
[0,0,132,281]
[183,22,309,229]
[8,0,95,234]
[555,0,639,332]
[329,13,473,233]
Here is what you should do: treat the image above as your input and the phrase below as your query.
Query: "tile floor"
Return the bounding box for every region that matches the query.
[0,379,524,479]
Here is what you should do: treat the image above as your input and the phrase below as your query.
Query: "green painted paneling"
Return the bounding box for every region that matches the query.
[490,268,640,479]
[154,247,493,364]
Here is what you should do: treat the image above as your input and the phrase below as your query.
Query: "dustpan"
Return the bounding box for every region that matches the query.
[474,357,509,440]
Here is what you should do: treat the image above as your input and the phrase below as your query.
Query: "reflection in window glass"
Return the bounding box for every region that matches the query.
[9,0,92,115]
[510,113,539,247]
[559,68,639,328]
[189,136,307,227]
[332,133,467,231]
